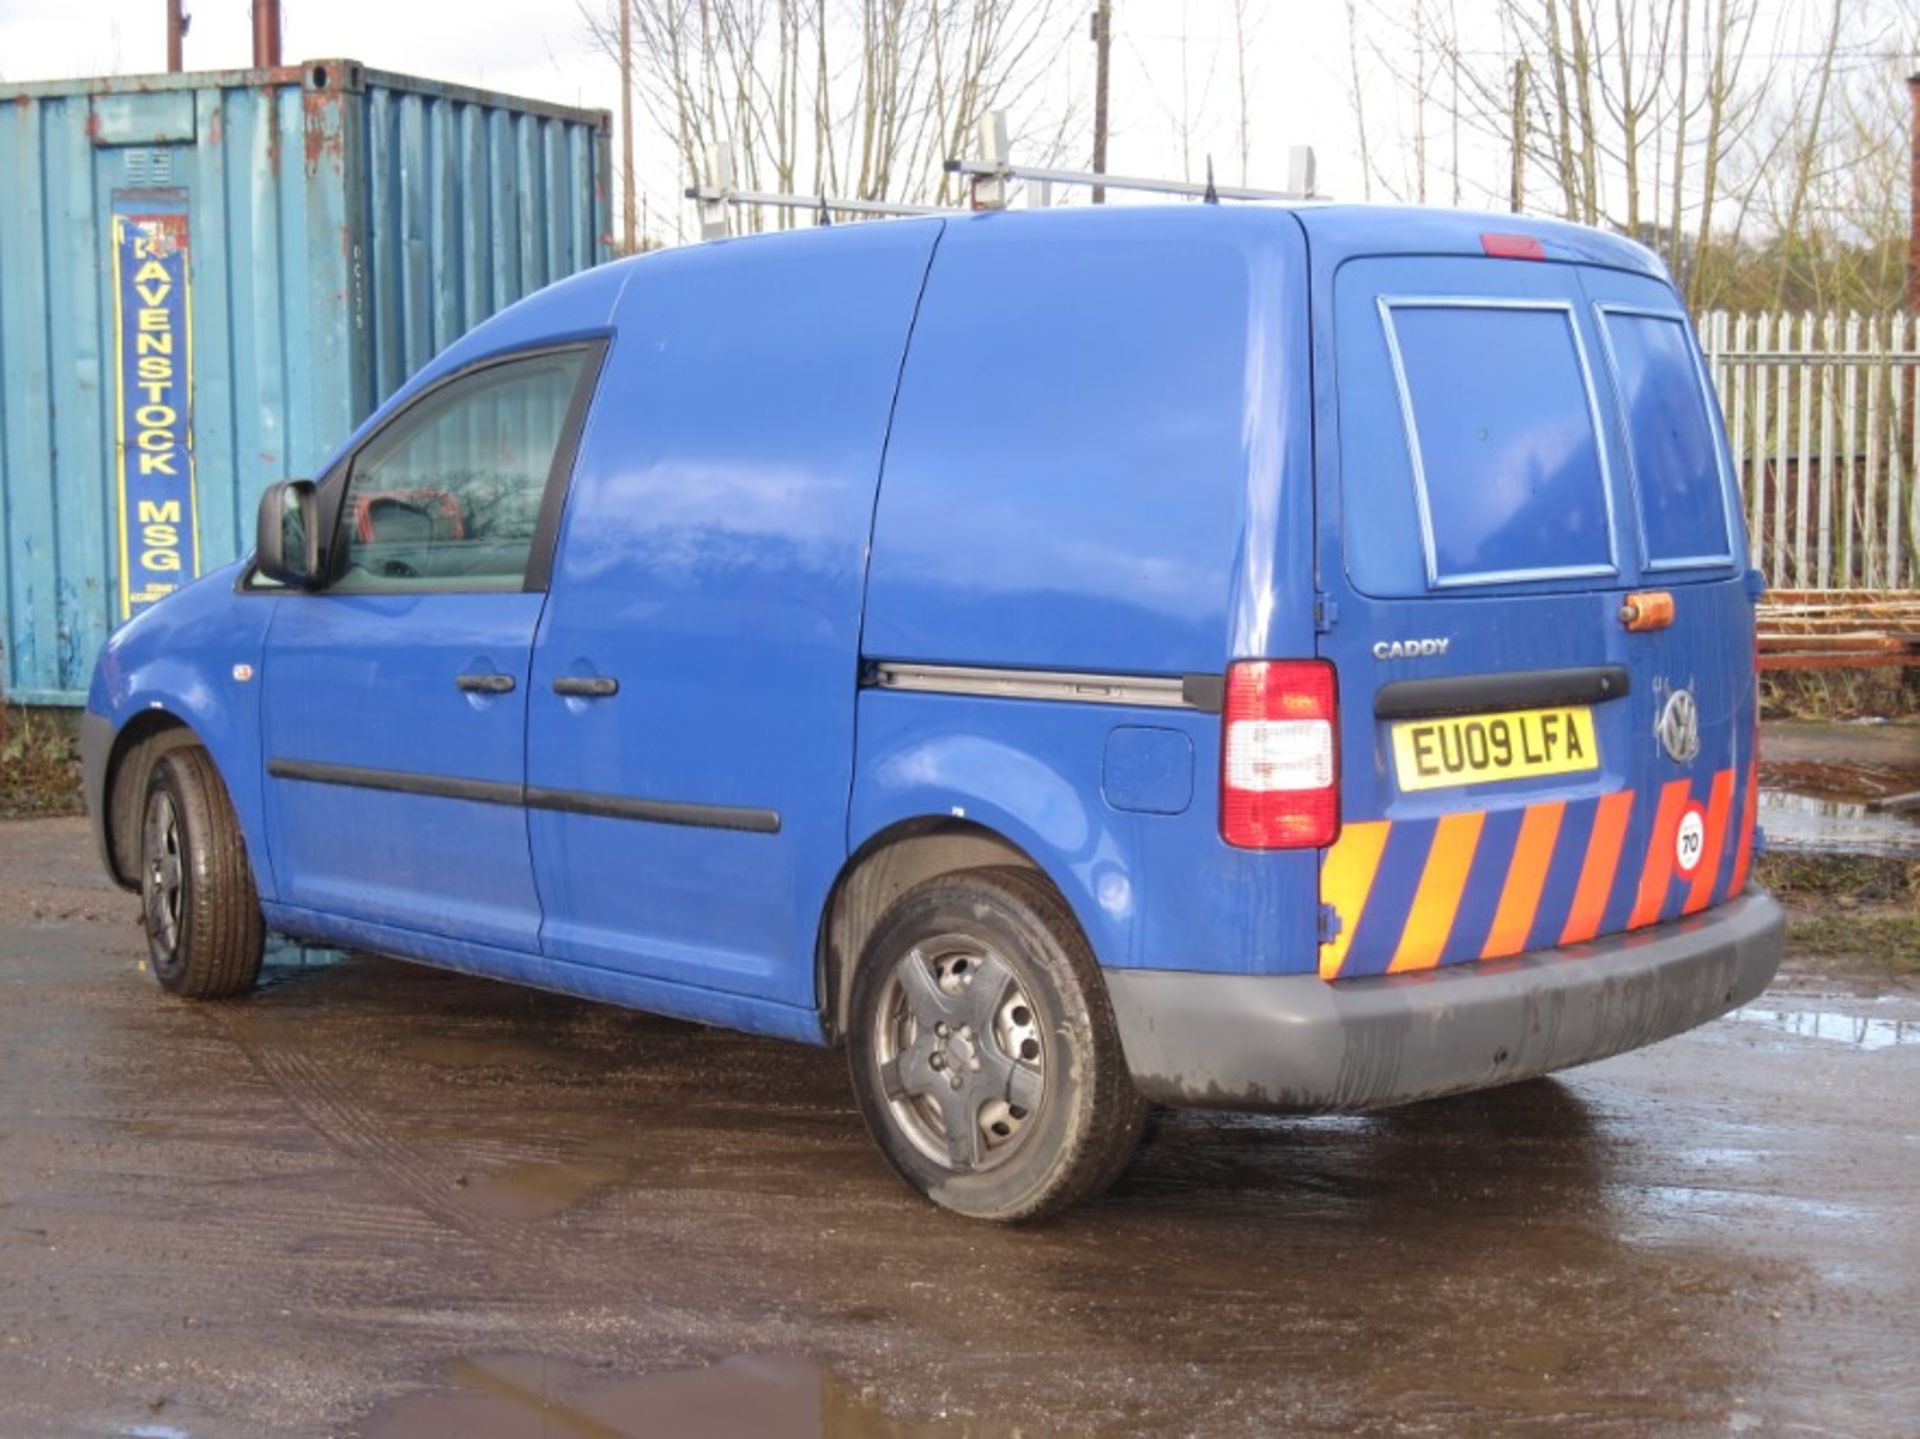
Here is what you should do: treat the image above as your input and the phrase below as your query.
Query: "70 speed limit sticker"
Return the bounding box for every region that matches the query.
[1674,802,1709,876]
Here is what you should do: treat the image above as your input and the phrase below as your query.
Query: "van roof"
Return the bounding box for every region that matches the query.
[669,201,1668,285]
[1289,203,1667,280]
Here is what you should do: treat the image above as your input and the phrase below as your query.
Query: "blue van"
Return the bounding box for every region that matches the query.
[83,205,1784,1220]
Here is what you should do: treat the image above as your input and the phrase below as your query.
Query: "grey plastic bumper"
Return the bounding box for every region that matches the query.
[1105,891,1785,1113]
[80,711,116,881]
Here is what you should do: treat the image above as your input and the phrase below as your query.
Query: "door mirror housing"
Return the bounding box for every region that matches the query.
[255,479,320,587]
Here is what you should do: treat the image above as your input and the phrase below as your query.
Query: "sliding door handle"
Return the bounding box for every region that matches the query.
[456,672,516,694]
[552,675,619,699]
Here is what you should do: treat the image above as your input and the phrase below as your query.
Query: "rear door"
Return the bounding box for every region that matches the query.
[1312,249,1758,981]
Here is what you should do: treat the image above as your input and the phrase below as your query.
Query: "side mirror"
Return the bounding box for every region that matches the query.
[254,479,320,587]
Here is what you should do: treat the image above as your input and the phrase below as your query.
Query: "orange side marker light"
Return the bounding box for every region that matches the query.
[1619,591,1675,632]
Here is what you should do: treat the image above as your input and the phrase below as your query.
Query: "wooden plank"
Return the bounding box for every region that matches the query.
[1818,312,1837,589]
[1896,314,1911,589]
[1754,313,1772,578]
[1732,312,1751,565]
[1865,313,1883,589]
[1795,310,1813,583]
[1835,311,1850,587]
[1761,651,1920,671]
[1773,312,1791,588]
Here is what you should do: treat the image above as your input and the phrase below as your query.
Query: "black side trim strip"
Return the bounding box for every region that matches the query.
[267,759,779,834]
[1373,665,1631,721]
[525,786,781,834]
[267,758,522,806]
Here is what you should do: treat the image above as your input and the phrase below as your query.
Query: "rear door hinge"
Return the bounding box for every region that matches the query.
[1314,594,1338,633]
[1317,902,1343,945]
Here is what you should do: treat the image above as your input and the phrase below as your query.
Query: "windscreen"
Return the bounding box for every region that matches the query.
[1383,300,1615,587]
[1597,308,1735,568]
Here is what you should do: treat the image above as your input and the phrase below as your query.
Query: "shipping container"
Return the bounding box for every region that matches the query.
[0,60,610,704]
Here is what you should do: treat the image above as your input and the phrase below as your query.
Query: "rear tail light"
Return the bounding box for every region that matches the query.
[1221,660,1340,849]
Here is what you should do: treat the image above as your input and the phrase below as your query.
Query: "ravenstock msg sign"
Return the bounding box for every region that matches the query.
[111,205,200,619]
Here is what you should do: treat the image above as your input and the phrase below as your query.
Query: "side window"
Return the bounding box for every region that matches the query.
[334,348,588,590]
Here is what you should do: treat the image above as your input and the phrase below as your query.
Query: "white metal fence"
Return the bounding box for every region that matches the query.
[1703,311,1920,591]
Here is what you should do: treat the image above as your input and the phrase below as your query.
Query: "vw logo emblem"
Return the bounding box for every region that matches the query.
[1657,687,1701,765]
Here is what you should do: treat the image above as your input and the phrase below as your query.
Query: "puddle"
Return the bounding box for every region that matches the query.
[1755,787,1920,856]
[1758,737,1920,857]
[365,1352,1031,1438]
[1725,1005,1920,1050]
[256,937,349,990]
[460,1159,627,1222]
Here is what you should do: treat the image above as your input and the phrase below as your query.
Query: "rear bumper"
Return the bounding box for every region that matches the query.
[1105,891,1784,1113]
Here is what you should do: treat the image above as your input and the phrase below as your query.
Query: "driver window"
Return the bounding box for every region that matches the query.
[335,348,587,590]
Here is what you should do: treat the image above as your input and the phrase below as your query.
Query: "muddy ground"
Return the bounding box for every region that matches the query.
[1,815,1916,1438]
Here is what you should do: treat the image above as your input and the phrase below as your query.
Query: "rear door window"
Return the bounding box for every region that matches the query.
[1381,299,1617,588]
[1593,306,1736,569]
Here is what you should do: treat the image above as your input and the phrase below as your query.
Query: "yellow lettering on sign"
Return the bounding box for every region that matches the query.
[138,450,177,476]
[137,355,172,382]
[138,308,168,331]
[137,500,182,524]
[136,332,173,356]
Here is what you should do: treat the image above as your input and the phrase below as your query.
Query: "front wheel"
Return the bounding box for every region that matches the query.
[139,747,264,999]
[847,866,1147,1222]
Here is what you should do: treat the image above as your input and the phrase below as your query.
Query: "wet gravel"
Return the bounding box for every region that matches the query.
[1,816,1916,1437]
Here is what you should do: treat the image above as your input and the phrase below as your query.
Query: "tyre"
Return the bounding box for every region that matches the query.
[847,866,1147,1221]
[138,747,265,999]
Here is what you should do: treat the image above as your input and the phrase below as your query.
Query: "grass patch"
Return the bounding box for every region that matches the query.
[1783,910,1920,977]
[1761,667,1920,722]
[0,705,83,819]
[1756,850,1918,904]
[1756,850,1920,980]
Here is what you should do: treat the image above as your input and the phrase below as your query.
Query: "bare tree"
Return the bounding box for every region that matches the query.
[583,0,1078,234]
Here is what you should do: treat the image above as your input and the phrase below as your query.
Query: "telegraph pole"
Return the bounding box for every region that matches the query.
[1091,1,1112,204]
[166,0,187,72]
[620,0,637,252]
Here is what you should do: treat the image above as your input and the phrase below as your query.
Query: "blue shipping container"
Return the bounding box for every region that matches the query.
[0,59,610,703]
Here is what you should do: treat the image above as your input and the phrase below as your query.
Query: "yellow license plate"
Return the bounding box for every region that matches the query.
[1390,706,1599,792]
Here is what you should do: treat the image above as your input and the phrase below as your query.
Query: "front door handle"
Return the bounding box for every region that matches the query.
[456,672,516,694]
[552,675,619,699]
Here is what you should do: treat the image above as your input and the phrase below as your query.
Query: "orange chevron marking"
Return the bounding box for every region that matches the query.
[1481,801,1564,961]
[1628,779,1693,930]
[1684,768,1736,914]
[1388,811,1485,974]
[1318,820,1390,980]
[1560,790,1635,946]
[1730,762,1759,893]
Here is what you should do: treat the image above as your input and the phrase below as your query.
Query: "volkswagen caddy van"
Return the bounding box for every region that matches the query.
[84,205,1784,1220]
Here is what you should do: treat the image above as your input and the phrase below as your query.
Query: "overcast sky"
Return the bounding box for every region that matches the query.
[0,0,1365,236]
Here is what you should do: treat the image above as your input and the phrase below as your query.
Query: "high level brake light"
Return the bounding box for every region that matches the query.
[1221,660,1340,850]
[1480,232,1545,260]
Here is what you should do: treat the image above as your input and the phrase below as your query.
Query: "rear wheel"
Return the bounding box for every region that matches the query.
[847,866,1146,1221]
[139,748,264,1000]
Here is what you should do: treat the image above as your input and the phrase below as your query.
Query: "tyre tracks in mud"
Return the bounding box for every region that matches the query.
[202,998,889,1366]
